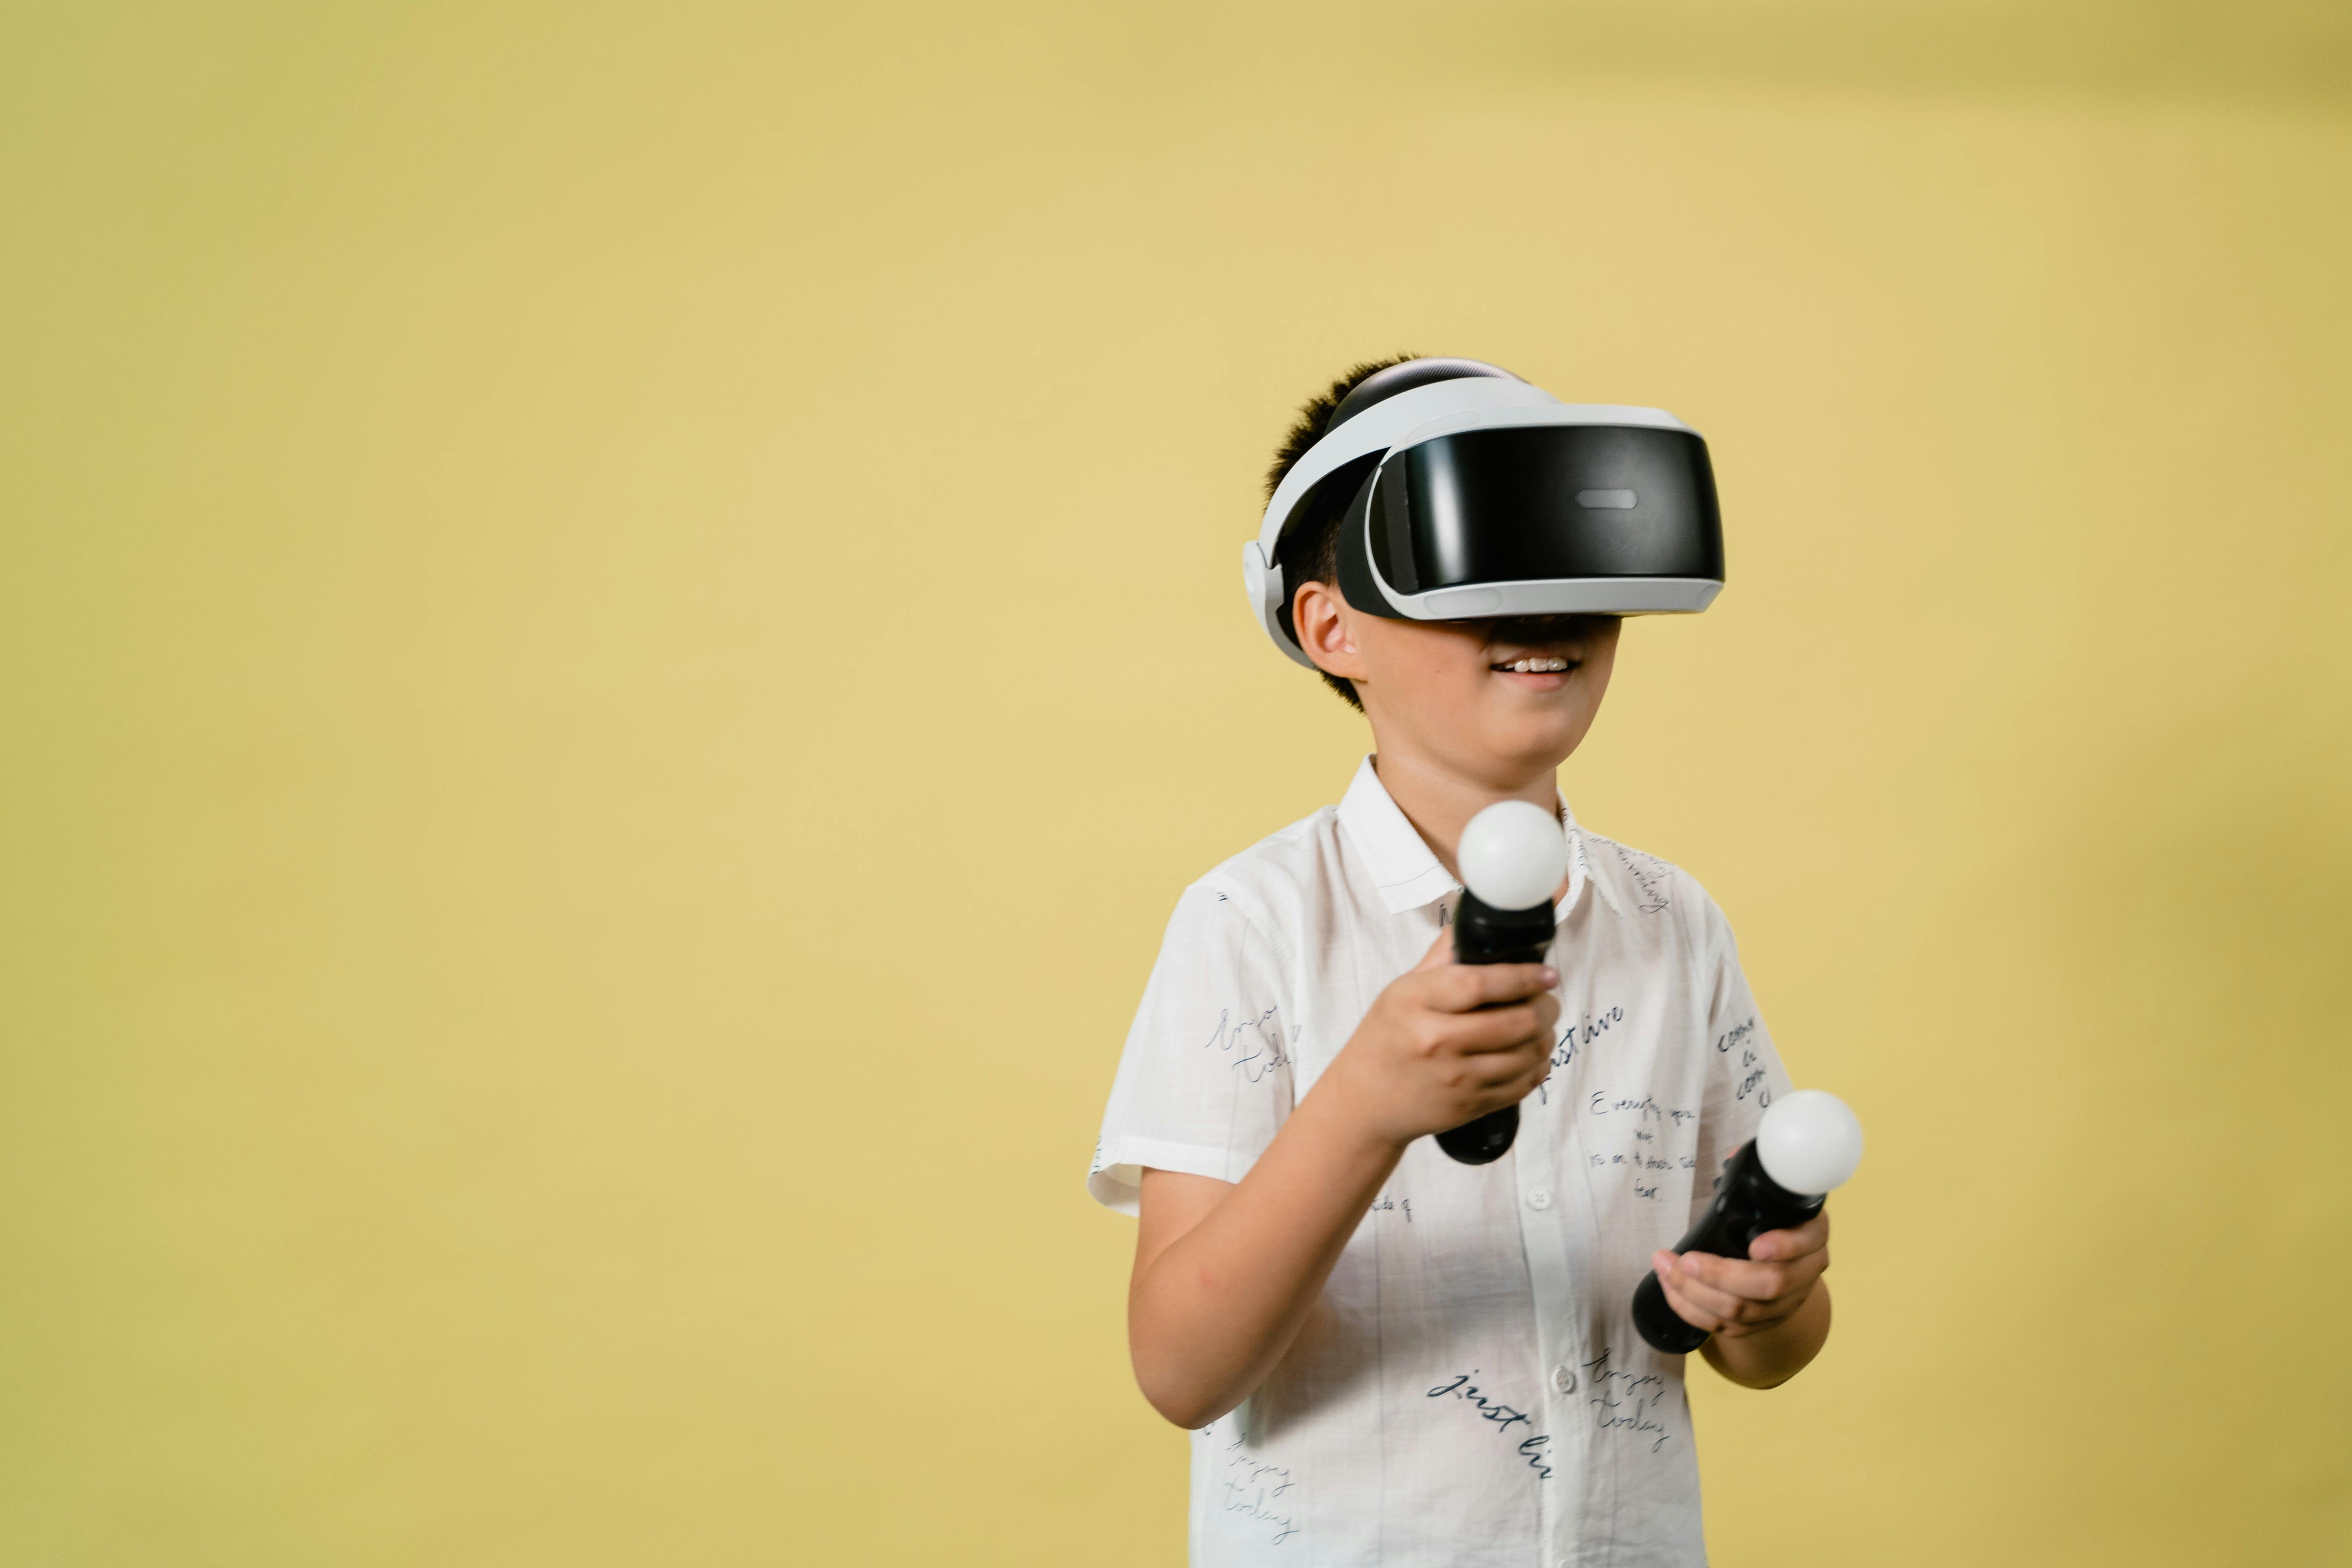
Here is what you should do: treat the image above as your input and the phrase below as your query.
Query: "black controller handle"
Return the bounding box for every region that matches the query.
[1630,1137,1825,1353]
[1433,889,1557,1166]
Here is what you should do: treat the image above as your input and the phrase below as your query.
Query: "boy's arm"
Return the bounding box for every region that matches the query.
[1668,878,1831,1389]
[1652,1211,1834,1389]
[1127,934,1558,1430]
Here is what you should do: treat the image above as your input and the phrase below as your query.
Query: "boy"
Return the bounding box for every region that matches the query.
[1089,357,1830,1565]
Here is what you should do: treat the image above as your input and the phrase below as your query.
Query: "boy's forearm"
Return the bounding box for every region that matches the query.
[1129,1074,1404,1429]
[1699,1281,1831,1389]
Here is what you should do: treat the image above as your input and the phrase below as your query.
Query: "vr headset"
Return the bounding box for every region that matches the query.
[1243,358,1724,668]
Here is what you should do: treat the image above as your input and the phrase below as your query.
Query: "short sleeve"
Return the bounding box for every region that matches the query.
[1687,882,1795,1228]
[1087,881,1297,1216]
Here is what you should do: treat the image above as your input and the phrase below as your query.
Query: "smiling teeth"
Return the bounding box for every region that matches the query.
[1501,657,1570,673]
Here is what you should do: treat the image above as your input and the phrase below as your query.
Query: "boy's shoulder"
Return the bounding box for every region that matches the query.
[1573,824,1686,919]
[1188,804,1350,927]
[1573,824,1737,950]
[1165,800,1421,964]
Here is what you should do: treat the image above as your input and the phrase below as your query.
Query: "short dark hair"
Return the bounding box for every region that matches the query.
[1264,355,1420,711]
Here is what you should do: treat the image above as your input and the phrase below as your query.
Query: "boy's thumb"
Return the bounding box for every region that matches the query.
[1414,928,1456,970]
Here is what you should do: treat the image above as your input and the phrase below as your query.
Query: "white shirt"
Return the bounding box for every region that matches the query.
[1090,758,1793,1568]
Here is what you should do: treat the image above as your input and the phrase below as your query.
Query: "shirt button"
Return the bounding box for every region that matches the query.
[1554,1364,1577,1393]
[1526,1187,1552,1210]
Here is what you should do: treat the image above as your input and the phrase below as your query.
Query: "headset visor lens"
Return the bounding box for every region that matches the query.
[1368,425,1723,595]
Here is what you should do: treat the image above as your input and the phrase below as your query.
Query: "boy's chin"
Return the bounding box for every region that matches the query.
[1482,675,1592,724]
[1469,705,1593,766]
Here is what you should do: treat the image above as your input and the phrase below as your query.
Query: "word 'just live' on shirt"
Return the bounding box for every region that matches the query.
[1089,757,1793,1568]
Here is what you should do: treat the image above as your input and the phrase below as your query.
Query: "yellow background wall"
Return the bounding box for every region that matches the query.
[4,4,2347,1563]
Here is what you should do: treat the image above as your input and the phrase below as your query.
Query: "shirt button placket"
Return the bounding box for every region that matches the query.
[1512,1111,1578,1561]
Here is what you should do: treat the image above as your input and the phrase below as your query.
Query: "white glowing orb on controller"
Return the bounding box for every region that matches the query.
[1755,1089,1865,1196]
[1457,800,1570,911]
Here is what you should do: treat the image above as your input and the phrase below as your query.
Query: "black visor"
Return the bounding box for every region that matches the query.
[1336,424,1724,615]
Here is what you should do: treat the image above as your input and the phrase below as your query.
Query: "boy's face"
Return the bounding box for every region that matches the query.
[1293,583,1621,787]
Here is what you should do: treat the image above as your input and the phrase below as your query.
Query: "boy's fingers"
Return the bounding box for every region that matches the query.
[1673,1247,1823,1306]
[1657,1254,1765,1325]
[1747,1212,1830,1262]
[1449,1003,1554,1053]
[1433,962,1558,1010]
[1505,1059,1554,1101]
[1656,1255,1741,1319]
[1651,1258,1725,1333]
[1467,1043,1552,1088]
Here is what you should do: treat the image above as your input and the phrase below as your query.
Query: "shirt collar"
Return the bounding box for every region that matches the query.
[1336,755,1614,925]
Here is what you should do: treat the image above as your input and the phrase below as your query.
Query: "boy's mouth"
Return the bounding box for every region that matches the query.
[1482,616,1598,689]
[1488,652,1579,690]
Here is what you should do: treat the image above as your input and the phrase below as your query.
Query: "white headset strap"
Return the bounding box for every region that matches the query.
[1254,379,1560,558]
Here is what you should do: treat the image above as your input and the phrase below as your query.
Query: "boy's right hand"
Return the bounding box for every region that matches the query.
[1322,932,1560,1152]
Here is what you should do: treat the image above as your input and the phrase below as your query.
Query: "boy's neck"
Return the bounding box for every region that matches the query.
[1368,747,1563,883]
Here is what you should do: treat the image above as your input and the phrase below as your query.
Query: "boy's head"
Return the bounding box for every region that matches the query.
[1266,357,1624,788]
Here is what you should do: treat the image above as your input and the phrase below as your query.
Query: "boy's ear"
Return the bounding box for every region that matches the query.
[1291,581,1368,683]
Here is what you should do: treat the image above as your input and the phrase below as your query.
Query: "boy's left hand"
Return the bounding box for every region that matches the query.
[1648,1210,1830,1340]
